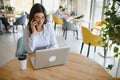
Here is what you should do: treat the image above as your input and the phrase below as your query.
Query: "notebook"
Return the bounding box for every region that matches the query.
[30,47,70,69]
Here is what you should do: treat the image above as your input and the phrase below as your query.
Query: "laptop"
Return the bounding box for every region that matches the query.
[30,47,70,69]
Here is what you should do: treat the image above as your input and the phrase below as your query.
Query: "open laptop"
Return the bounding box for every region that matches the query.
[30,47,70,69]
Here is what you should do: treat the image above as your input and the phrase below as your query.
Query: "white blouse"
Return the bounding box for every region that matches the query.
[23,23,58,53]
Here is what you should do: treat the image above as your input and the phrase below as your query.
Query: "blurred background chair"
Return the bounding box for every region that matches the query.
[80,26,105,57]
[62,18,78,40]
[0,20,3,35]
[52,14,63,30]
[15,37,26,57]
[91,20,105,35]
[13,13,27,32]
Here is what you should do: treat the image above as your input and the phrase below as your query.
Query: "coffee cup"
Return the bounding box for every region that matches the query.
[18,55,27,70]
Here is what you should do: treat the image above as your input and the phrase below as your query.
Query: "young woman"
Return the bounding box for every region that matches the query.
[23,3,58,53]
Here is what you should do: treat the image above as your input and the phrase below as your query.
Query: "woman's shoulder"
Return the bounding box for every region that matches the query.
[44,22,53,30]
[44,22,54,34]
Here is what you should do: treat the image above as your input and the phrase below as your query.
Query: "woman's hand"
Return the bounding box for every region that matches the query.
[30,19,37,34]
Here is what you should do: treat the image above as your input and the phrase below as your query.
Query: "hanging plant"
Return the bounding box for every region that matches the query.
[100,0,120,70]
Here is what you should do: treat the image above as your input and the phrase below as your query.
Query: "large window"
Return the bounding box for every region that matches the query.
[13,0,33,13]
[12,0,58,13]
[93,0,104,24]
[11,0,40,13]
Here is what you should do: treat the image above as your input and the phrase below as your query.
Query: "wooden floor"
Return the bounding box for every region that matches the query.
[0,24,120,77]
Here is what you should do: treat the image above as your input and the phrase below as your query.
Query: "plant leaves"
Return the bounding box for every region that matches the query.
[113,46,119,53]
[114,53,119,58]
[106,64,113,70]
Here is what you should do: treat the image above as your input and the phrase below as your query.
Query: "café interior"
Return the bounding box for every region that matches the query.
[0,0,120,79]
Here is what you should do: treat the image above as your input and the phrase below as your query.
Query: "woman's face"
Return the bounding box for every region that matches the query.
[34,12,45,26]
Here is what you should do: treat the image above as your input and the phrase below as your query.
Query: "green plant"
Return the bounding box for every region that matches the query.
[100,0,120,70]
[5,5,15,11]
[0,5,4,10]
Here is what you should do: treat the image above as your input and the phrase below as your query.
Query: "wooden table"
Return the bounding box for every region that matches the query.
[0,53,112,80]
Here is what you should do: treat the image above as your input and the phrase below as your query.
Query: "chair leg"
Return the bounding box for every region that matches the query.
[87,43,91,57]
[94,46,96,52]
[54,23,56,30]
[0,25,2,35]
[0,31,2,35]
[13,25,18,33]
[65,30,67,40]
[80,42,84,54]
[73,31,75,37]
[76,30,78,40]
[16,25,18,30]
[63,29,65,37]
[22,25,24,31]
[13,25,15,33]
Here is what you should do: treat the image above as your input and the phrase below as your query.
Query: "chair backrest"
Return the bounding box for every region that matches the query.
[93,19,105,28]
[15,14,27,25]
[15,37,26,57]
[62,18,77,30]
[81,26,103,46]
[92,21,104,33]
[52,14,63,24]
[95,21,103,26]
[81,26,93,44]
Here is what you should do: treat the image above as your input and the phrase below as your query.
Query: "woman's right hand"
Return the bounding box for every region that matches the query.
[30,19,37,34]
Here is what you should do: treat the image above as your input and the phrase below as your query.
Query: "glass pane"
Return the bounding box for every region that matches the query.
[34,0,40,4]
[13,0,33,13]
[94,0,104,23]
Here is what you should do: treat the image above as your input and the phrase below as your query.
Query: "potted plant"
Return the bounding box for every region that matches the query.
[5,5,15,14]
[100,0,120,70]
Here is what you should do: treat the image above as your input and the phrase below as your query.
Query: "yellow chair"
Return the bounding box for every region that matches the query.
[92,19,106,35]
[93,21,103,28]
[52,14,63,30]
[80,26,105,57]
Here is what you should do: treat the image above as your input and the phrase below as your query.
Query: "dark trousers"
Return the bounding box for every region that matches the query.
[0,17,9,31]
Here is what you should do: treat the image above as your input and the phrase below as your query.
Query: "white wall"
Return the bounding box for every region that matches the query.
[77,0,91,22]
[77,0,88,15]
[3,0,11,6]
[43,0,59,13]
